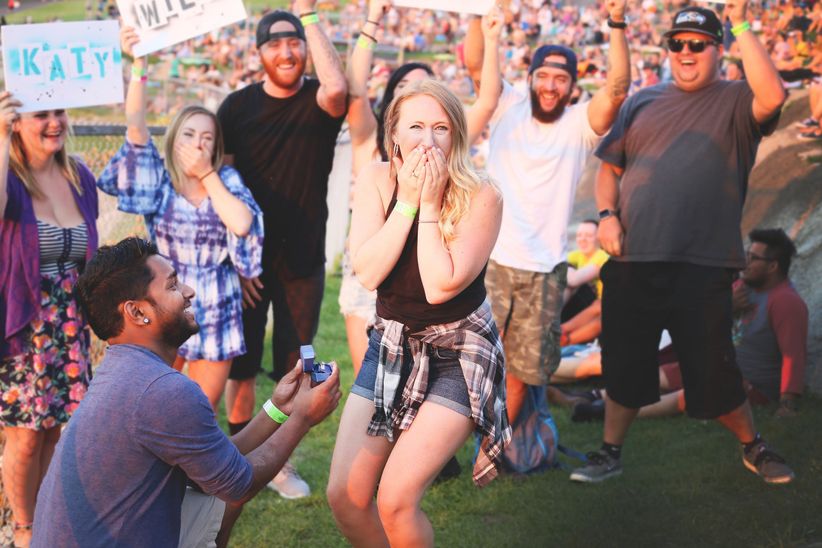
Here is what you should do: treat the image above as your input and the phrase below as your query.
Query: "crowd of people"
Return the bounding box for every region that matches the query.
[0,0,816,546]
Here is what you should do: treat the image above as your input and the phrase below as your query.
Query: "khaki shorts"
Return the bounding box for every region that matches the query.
[178,487,226,548]
[485,260,567,386]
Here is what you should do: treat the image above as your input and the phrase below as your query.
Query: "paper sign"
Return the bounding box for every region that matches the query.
[117,0,247,57]
[1,21,123,112]
[393,0,495,16]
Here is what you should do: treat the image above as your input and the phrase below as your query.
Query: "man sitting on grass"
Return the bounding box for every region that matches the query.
[32,238,341,547]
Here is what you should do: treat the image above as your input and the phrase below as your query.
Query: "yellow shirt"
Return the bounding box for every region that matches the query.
[567,248,610,298]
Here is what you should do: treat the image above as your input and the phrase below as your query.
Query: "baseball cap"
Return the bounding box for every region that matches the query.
[663,7,723,42]
[528,45,578,81]
[256,10,305,49]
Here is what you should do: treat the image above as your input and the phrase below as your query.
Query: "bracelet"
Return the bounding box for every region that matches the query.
[731,21,751,37]
[357,35,376,50]
[131,65,147,82]
[366,18,380,26]
[198,168,215,182]
[394,200,418,219]
[300,12,319,26]
[360,30,377,43]
[607,17,627,29]
[263,399,289,424]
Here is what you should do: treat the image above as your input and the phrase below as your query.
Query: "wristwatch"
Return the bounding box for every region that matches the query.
[599,208,619,221]
[607,18,627,29]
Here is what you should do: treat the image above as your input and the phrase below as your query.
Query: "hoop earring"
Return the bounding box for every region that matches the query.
[392,143,399,157]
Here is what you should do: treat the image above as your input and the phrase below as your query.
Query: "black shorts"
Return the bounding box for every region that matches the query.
[229,265,324,381]
[599,261,747,419]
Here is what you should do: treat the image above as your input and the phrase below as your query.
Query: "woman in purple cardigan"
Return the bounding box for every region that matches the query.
[0,91,98,547]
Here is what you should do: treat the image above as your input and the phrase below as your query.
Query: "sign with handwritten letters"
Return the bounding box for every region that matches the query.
[1,21,123,112]
[393,0,495,16]
[117,0,247,57]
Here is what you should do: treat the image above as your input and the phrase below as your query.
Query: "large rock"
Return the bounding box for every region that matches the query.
[570,90,822,394]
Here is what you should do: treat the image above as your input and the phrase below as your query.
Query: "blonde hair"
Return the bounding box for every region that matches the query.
[383,79,498,245]
[10,117,80,199]
[164,105,224,194]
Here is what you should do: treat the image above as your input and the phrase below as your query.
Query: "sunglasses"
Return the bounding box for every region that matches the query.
[666,38,717,53]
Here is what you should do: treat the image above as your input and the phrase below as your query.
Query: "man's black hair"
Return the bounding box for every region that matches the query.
[75,237,159,340]
[749,228,797,277]
[376,62,435,161]
[581,218,599,227]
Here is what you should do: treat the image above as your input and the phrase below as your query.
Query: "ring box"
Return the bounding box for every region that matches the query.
[299,344,332,383]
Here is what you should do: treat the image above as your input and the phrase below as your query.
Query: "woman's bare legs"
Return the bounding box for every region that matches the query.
[327,394,394,548]
[187,359,232,410]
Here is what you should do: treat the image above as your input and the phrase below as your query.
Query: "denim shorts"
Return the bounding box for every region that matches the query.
[351,330,472,418]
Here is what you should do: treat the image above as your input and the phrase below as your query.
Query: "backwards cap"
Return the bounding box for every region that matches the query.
[256,10,305,49]
[528,45,578,82]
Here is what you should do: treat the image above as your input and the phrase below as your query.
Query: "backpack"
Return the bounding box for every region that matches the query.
[477,385,586,474]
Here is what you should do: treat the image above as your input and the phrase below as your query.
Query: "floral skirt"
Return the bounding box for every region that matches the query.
[0,269,91,430]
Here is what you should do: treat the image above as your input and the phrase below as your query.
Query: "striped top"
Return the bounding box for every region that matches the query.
[37,220,88,276]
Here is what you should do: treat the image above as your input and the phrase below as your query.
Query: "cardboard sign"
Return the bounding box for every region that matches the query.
[118,0,247,57]
[1,21,123,112]
[393,0,495,16]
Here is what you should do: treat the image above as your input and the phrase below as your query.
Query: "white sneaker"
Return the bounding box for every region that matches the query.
[267,461,310,499]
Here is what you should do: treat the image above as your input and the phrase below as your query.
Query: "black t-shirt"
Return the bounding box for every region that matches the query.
[217,79,344,277]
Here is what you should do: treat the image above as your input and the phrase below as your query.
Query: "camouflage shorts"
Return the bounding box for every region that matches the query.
[485,260,568,386]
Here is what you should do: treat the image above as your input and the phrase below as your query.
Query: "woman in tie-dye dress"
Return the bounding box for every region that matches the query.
[97,28,263,409]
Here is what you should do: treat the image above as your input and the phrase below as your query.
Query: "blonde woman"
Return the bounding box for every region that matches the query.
[0,92,97,548]
[327,80,511,547]
[97,28,263,409]
[340,2,503,376]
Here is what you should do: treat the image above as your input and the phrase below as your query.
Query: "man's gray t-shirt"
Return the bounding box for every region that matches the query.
[33,344,253,548]
[596,80,777,269]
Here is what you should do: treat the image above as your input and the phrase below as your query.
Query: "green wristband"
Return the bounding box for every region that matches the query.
[300,12,319,26]
[731,21,751,37]
[357,35,376,50]
[394,200,418,219]
[263,399,289,424]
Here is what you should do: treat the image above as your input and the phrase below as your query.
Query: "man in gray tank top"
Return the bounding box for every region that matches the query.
[570,2,795,485]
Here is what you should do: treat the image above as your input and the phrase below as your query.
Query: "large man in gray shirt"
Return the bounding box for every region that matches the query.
[33,238,340,547]
[570,3,794,485]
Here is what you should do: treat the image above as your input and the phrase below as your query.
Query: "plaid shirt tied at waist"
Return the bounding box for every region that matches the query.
[367,300,512,487]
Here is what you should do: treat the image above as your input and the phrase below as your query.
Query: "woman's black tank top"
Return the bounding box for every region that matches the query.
[376,188,487,331]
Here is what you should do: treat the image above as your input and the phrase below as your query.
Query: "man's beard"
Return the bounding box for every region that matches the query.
[530,88,571,124]
[157,306,200,349]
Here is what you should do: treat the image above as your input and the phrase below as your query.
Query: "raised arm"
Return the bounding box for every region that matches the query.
[587,0,630,136]
[466,8,503,145]
[595,160,624,257]
[464,16,486,91]
[416,147,502,304]
[346,0,389,147]
[121,27,149,146]
[0,92,21,217]
[726,0,786,123]
[296,0,348,118]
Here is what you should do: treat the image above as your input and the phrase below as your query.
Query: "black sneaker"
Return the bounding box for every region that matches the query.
[742,441,795,484]
[571,399,605,422]
[569,449,622,483]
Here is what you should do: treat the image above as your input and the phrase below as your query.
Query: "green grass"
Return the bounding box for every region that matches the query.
[226,273,822,547]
